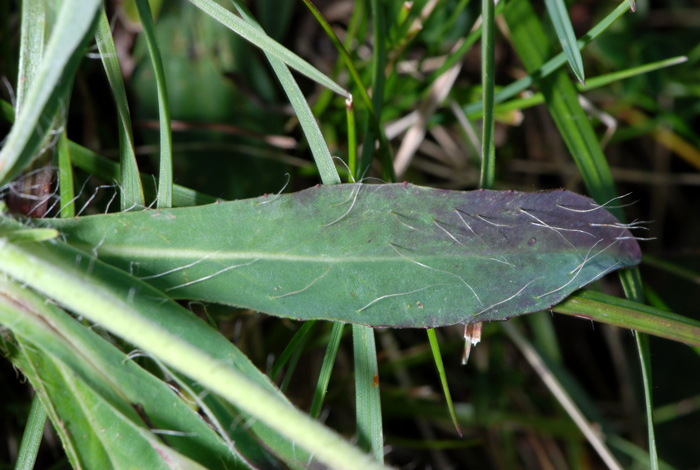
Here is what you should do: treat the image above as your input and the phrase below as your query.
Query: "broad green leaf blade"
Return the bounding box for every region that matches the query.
[0,0,101,185]
[95,7,145,210]
[544,0,586,84]
[44,183,641,327]
[0,225,386,470]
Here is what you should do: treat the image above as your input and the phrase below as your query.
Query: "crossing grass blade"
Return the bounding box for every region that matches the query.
[232,1,340,186]
[463,0,631,117]
[544,0,586,84]
[133,0,173,209]
[188,0,348,98]
[95,7,145,210]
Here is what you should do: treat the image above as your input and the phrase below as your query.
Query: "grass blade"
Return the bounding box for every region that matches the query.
[134,0,173,208]
[474,55,688,119]
[188,0,348,97]
[359,0,395,181]
[553,290,700,348]
[635,332,659,469]
[0,231,388,470]
[0,0,101,185]
[15,0,45,111]
[480,0,496,190]
[232,2,341,186]
[503,1,656,464]
[94,7,145,210]
[310,322,345,419]
[14,394,47,470]
[463,0,631,117]
[426,329,462,436]
[56,131,74,218]
[66,141,219,207]
[544,0,586,84]
[352,324,383,462]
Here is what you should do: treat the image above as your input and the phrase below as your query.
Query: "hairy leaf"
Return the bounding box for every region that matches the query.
[45,184,641,327]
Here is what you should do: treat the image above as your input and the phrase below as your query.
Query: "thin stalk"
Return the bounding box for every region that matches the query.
[14,394,47,470]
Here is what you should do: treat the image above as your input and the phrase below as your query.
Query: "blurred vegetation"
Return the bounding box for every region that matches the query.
[1,0,699,469]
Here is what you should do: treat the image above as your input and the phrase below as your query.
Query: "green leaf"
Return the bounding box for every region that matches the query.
[0,287,228,469]
[231,2,340,186]
[188,0,348,97]
[133,0,173,208]
[42,183,641,327]
[310,322,345,419]
[0,220,387,470]
[0,0,101,185]
[95,7,145,210]
[544,0,586,84]
[480,0,496,189]
[554,290,700,348]
[353,325,383,462]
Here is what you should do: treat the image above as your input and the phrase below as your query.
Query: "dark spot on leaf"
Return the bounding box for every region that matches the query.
[528,237,536,246]
[372,375,379,387]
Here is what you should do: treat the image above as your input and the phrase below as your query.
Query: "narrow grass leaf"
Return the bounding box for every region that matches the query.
[480,0,496,190]
[476,56,689,119]
[134,0,173,208]
[0,277,250,469]
[427,329,462,436]
[188,0,348,97]
[232,2,340,185]
[94,7,145,210]
[15,0,46,111]
[271,321,316,382]
[463,0,631,117]
[635,331,659,469]
[56,131,75,218]
[544,0,585,84]
[359,0,395,181]
[346,97,358,179]
[14,394,46,470]
[310,322,345,419]
[353,324,383,462]
[553,290,700,348]
[0,0,101,185]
